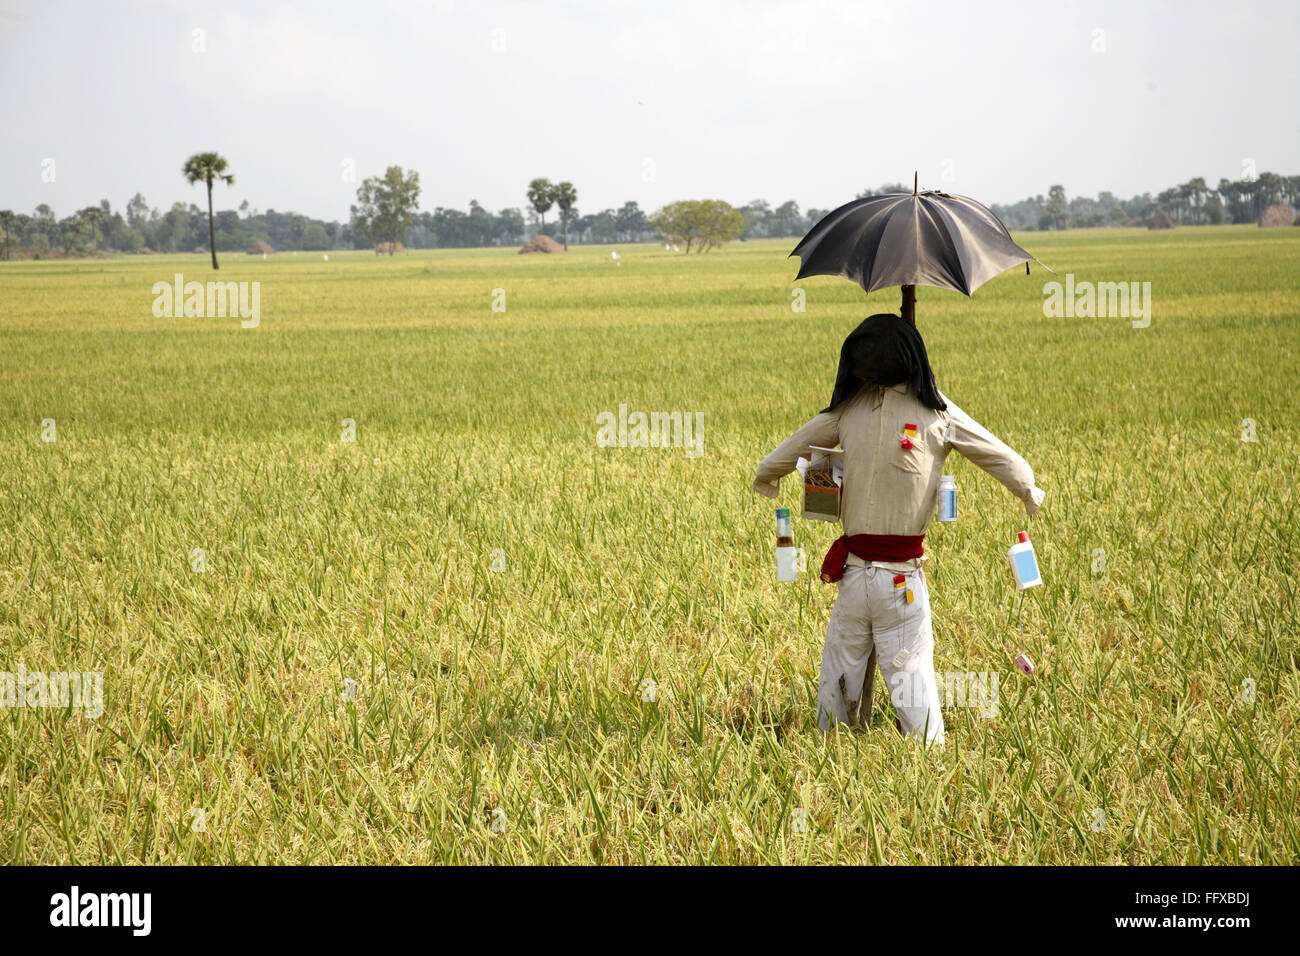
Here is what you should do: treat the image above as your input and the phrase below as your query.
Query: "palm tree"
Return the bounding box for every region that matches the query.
[182,152,235,270]
[1176,182,1193,224]
[552,181,577,250]
[526,178,554,235]
[1185,177,1207,224]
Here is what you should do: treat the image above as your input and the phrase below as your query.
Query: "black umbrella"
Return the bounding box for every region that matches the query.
[790,173,1043,323]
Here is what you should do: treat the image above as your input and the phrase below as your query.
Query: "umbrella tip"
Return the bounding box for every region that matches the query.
[913,171,918,196]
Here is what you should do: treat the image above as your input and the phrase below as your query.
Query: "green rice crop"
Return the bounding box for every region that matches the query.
[1,225,1296,863]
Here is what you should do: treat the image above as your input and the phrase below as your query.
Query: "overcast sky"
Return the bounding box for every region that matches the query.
[1,0,1296,222]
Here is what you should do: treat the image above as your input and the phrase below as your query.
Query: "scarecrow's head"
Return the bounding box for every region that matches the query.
[822,313,947,413]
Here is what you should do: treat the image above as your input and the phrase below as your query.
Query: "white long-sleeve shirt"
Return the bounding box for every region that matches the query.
[752,382,1045,537]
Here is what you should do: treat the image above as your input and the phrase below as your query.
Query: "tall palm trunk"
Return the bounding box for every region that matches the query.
[562,212,568,250]
[206,177,219,270]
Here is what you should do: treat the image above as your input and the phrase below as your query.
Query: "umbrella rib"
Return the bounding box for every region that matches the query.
[921,198,974,293]
[853,201,896,290]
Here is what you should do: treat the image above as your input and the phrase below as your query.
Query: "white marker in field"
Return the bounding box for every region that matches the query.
[323,254,329,262]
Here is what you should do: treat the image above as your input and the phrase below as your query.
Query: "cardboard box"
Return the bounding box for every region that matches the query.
[797,446,844,522]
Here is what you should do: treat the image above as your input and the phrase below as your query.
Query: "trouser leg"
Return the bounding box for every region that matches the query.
[867,567,945,744]
[817,566,873,732]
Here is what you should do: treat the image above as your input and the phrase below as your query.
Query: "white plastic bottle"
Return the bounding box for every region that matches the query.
[937,475,957,522]
[1006,531,1042,589]
[775,508,798,582]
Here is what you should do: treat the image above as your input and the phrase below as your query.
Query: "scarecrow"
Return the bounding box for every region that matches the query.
[752,177,1048,743]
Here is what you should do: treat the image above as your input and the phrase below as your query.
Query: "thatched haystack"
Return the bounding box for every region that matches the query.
[247,240,275,255]
[1259,204,1296,228]
[1146,209,1174,230]
[519,235,564,254]
[374,241,406,255]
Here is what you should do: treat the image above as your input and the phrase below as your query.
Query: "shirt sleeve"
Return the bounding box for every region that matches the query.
[939,393,1046,517]
[752,411,841,499]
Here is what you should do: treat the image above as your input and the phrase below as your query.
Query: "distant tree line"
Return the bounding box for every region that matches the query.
[988,173,1300,230]
[0,193,664,259]
[4,169,1295,260]
[0,155,827,260]
[0,197,361,260]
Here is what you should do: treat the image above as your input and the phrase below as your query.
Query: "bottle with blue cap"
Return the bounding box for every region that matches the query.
[937,475,957,522]
[775,508,798,582]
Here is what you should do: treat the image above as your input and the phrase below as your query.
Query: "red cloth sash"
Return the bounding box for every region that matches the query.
[820,534,925,583]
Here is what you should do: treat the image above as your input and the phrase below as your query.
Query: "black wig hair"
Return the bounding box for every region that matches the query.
[822,313,947,413]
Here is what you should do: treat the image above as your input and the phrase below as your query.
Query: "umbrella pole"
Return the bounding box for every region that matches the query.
[900,173,918,324]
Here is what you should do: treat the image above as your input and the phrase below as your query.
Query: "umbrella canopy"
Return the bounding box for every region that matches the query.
[790,179,1044,322]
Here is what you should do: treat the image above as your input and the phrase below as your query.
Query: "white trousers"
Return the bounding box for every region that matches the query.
[817,563,945,744]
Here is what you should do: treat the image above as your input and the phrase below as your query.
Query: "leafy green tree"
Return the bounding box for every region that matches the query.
[496,208,525,245]
[590,209,617,243]
[158,201,192,252]
[288,214,308,246]
[467,199,494,247]
[552,181,577,250]
[774,200,800,237]
[301,223,330,250]
[690,199,744,252]
[652,200,695,250]
[652,199,744,253]
[615,201,648,241]
[182,152,235,270]
[738,199,771,238]
[60,209,100,256]
[119,228,145,253]
[352,165,421,253]
[13,213,33,246]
